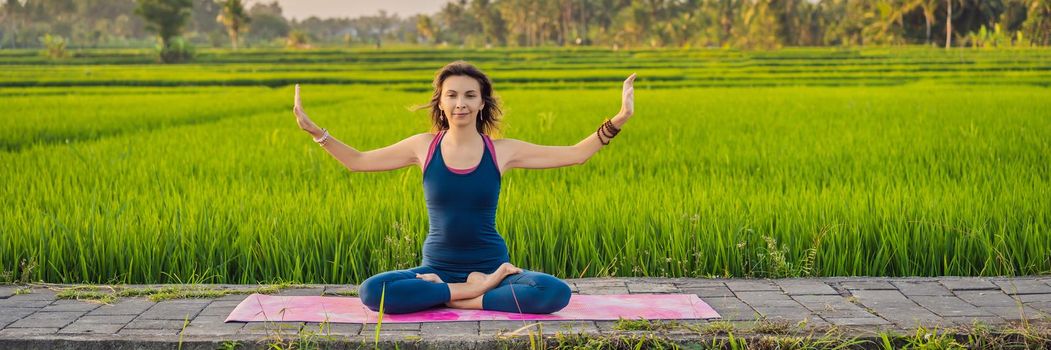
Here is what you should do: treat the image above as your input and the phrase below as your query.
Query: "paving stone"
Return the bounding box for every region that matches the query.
[216,294,250,301]
[981,306,1044,321]
[993,280,1051,295]
[910,295,992,317]
[179,321,245,336]
[724,321,759,332]
[850,290,915,308]
[574,280,626,288]
[0,307,40,319]
[355,329,422,339]
[6,279,1051,346]
[1025,302,1051,313]
[840,281,896,290]
[76,315,136,324]
[0,286,14,299]
[480,320,549,334]
[792,295,874,318]
[592,320,618,333]
[567,283,579,293]
[199,306,236,317]
[240,321,305,335]
[776,280,838,295]
[188,313,228,324]
[198,300,242,316]
[725,280,779,292]
[703,297,756,321]
[869,307,943,328]
[892,281,953,296]
[122,319,188,329]
[321,283,359,294]
[944,316,1006,327]
[361,322,420,332]
[576,285,629,295]
[117,328,180,336]
[736,291,802,308]
[302,322,361,336]
[3,289,57,301]
[6,311,85,328]
[660,318,710,331]
[940,278,998,291]
[204,300,243,308]
[824,317,892,326]
[626,282,678,293]
[40,300,101,312]
[138,300,208,320]
[57,322,123,334]
[275,287,325,296]
[954,290,1023,307]
[1016,294,1051,303]
[673,280,727,289]
[751,306,813,322]
[418,321,479,337]
[538,321,599,336]
[0,316,16,328]
[86,299,155,315]
[0,299,51,308]
[0,327,59,336]
[681,286,734,298]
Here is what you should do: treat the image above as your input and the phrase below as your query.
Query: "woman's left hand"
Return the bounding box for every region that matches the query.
[619,73,636,118]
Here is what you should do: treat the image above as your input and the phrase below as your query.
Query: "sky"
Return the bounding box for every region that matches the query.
[265,0,447,20]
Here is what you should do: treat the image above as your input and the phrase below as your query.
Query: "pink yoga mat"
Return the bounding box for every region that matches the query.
[225,293,720,323]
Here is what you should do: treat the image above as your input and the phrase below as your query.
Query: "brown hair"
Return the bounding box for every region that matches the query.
[413,61,502,136]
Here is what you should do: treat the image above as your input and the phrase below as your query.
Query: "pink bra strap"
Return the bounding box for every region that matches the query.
[483,134,499,171]
[423,130,444,171]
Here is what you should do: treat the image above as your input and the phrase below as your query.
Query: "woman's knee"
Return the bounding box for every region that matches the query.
[358,271,411,311]
[526,275,572,313]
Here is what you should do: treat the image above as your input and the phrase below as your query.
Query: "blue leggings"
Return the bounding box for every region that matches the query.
[358,265,572,315]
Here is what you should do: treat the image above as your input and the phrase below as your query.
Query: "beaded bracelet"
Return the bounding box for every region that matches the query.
[600,123,617,138]
[596,119,621,145]
[313,128,331,146]
[596,125,609,145]
[603,119,621,135]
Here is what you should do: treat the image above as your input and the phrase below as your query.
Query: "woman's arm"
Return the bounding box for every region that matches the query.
[318,133,428,172]
[504,73,636,170]
[293,84,425,172]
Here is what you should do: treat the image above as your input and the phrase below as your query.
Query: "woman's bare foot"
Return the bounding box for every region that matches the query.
[415,273,444,283]
[467,262,522,294]
[445,263,522,309]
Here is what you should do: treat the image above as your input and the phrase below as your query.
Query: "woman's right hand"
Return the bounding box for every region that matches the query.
[293,84,323,137]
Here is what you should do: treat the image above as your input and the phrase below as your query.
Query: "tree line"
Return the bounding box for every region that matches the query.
[2,0,1049,54]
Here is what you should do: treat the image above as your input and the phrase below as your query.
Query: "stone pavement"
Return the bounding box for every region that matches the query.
[1,276,1049,349]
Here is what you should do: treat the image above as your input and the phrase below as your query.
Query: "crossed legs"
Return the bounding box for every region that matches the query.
[358,263,571,314]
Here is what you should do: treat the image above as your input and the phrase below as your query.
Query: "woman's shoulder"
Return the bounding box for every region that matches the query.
[411,132,440,141]
[490,137,521,146]
[411,132,440,150]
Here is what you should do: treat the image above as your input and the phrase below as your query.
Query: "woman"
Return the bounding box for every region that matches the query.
[292,61,636,314]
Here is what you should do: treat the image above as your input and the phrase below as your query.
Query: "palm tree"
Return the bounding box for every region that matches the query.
[902,0,939,44]
[1023,0,1051,45]
[216,0,249,50]
[415,14,437,45]
[945,0,953,48]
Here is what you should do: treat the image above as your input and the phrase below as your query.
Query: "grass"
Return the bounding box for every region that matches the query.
[52,282,297,303]
[1,47,1049,284]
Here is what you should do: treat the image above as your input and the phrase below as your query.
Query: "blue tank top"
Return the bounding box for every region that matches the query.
[420,130,509,273]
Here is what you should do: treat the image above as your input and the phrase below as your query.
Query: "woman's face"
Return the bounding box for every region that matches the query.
[440,75,485,127]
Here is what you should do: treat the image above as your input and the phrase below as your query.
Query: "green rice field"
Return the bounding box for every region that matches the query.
[1,47,1049,284]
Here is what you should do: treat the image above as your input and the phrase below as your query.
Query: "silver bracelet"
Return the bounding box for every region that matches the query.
[313,128,330,145]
